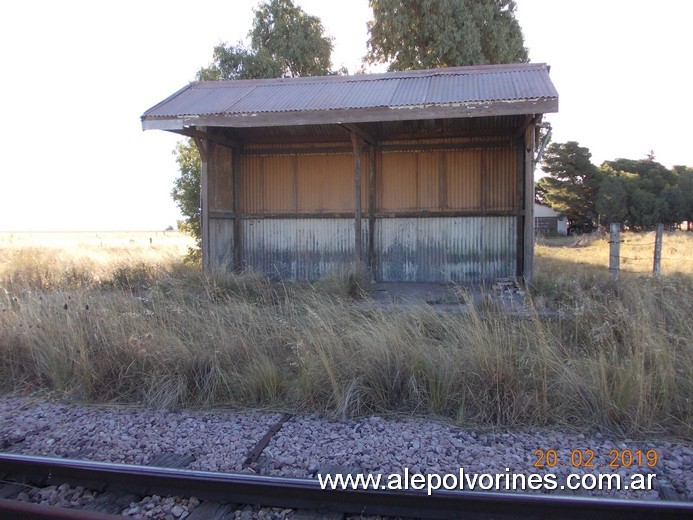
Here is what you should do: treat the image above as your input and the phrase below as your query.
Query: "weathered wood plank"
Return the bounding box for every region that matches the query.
[610,223,620,282]
[653,223,663,277]
[83,492,139,514]
[523,122,535,282]
[209,210,235,219]
[169,128,239,150]
[148,452,195,469]
[342,123,376,145]
[236,210,516,219]
[516,138,525,277]
[0,484,23,499]
[240,138,517,157]
[187,501,235,520]
[351,134,363,264]
[368,146,377,278]
[195,130,211,272]
[438,151,447,210]
[233,145,242,271]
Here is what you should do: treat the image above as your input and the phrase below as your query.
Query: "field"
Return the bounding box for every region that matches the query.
[1,230,691,439]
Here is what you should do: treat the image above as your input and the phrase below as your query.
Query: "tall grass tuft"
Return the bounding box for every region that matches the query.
[1,233,691,438]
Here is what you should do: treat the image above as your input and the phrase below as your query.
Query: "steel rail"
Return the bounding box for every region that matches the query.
[1,453,691,520]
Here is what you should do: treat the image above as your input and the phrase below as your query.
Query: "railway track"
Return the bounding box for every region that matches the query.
[1,453,692,519]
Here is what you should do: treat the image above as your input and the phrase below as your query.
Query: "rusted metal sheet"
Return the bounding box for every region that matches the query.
[375,217,516,283]
[378,152,418,211]
[242,219,369,280]
[296,154,356,212]
[482,147,517,211]
[241,153,366,214]
[378,146,517,213]
[446,149,483,210]
[417,152,441,210]
[142,64,558,126]
[236,215,515,282]
[240,155,265,213]
[262,155,294,212]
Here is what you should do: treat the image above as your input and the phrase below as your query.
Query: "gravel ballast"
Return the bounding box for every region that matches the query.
[0,396,690,505]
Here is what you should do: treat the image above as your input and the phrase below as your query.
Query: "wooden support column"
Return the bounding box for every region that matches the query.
[368,145,377,279]
[516,139,525,277]
[653,223,663,277]
[232,145,242,272]
[351,134,363,264]
[610,223,621,281]
[438,151,447,210]
[523,122,536,283]
[194,128,211,272]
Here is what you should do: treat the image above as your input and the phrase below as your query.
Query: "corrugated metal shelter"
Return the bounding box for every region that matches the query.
[142,63,558,283]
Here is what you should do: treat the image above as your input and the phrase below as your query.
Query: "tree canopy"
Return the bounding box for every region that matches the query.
[170,140,202,259]
[197,0,333,81]
[366,0,529,70]
[172,0,335,258]
[538,143,692,231]
[536,141,602,225]
[599,157,685,229]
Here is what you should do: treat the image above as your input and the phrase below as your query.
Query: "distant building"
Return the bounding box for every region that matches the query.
[534,203,567,235]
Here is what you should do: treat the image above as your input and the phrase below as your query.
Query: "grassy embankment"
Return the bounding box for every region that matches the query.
[0,230,691,438]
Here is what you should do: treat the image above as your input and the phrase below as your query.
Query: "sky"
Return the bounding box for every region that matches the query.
[1,0,691,231]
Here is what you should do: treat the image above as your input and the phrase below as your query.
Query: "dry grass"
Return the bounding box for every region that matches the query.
[1,231,691,439]
[535,229,693,277]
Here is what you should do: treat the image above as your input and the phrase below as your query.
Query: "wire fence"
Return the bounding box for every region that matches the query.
[608,223,692,280]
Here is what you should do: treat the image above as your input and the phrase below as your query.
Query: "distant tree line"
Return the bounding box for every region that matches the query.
[537,142,693,232]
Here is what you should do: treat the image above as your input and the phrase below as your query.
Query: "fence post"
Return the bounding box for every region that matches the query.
[609,223,620,281]
[653,223,663,277]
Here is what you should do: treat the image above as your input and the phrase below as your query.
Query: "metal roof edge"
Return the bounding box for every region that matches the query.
[185,62,550,89]
[141,83,195,120]
[141,97,558,130]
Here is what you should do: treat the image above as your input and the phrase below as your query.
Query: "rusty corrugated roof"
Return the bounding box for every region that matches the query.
[142,63,558,130]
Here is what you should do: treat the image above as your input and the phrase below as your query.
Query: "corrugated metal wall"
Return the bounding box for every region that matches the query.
[207,139,520,282]
[209,219,234,268]
[378,146,517,212]
[482,147,517,211]
[239,216,515,282]
[376,217,516,283]
[379,152,418,210]
[446,149,482,210]
[242,219,368,280]
[240,153,367,213]
[296,154,358,212]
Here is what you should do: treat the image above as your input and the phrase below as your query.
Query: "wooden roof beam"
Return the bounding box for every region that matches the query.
[341,123,376,145]
[168,128,239,150]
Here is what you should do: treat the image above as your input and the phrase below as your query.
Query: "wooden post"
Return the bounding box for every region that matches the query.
[231,146,243,271]
[523,124,535,283]
[368,145,376,279]
[193,129,211,272]
[653,223,663,277]
[515,140,525,277]
[232,145,242,272]
[609,223,620,282]
[352,134,363,264]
